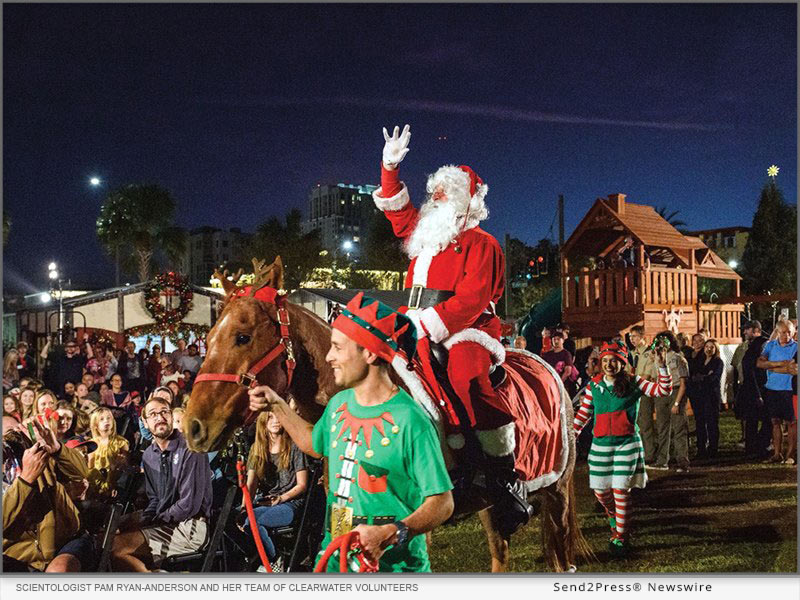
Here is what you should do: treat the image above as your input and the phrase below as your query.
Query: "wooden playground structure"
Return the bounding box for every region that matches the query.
[560,193,744,344]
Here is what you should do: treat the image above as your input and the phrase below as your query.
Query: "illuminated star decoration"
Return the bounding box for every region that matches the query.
[334,404,396,448]
[767,165,780,179]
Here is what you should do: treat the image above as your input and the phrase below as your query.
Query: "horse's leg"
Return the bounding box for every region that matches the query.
[537,380,592,572]
[478,507,510,572]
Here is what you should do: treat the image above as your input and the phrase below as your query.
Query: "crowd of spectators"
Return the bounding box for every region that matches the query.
[525,318,797,472]
[1,333,235,572]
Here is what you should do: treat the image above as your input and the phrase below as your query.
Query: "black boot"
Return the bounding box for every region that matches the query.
[483,454,535,537]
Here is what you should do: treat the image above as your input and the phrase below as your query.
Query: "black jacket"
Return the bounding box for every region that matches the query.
[694,356,724,407]
[738,336,768,416]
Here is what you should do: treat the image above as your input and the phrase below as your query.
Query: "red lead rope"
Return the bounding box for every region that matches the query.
[237,459,272,572]
[196,289,296,572]
[313,531,379,573]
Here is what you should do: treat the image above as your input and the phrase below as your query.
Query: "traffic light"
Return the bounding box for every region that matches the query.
[527,258,539,279]
[539,254,548,275]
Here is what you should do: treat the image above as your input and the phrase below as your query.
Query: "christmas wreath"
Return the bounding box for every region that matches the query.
[141,272,194,333]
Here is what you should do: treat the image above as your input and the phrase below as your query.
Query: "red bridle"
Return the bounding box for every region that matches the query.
[194,285,296,426]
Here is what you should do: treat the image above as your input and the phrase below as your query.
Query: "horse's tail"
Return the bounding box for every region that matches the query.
[540,388,595,572]
[540,467,595,571]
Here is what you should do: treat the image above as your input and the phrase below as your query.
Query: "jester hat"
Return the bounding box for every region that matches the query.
[332,292,417,363]
[599,340,629,364]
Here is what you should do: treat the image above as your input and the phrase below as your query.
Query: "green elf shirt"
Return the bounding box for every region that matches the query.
[311,387,452,572]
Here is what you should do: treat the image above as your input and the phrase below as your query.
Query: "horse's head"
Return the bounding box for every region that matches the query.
[185,257,294,452]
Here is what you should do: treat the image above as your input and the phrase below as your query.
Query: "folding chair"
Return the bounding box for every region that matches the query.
[160,481,238,572]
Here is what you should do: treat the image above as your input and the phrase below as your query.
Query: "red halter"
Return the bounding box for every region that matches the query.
[194,286,297,426]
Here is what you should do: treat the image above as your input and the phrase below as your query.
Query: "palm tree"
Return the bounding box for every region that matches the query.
[96,184,186,283]
[655,206,689,233]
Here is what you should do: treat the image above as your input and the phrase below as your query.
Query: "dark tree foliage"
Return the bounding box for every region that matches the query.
[360,210,407,273]
[740,181,797,294]
[244,209,330,290]
[655,206,689,233]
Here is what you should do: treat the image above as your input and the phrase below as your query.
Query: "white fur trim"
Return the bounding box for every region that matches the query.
[446,433,465,450]
[391,354,441,428]
[391,354,456,470]
[372,184,410,212]
[504,348,571,492]
[476,422,516,457]
[443,328,506,366]
[411,248,436,286]
[420,306,449,344]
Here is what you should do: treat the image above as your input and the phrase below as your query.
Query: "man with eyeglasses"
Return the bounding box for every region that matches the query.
[111,397,212,571]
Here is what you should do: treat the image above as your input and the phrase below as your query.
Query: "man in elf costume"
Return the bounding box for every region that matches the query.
[372,124,532,535]
[247,293,454,572]
[573,341,671,555]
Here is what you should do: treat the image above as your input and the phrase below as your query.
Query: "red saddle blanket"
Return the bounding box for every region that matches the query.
[410,345,567,485]
[498,351,566,483]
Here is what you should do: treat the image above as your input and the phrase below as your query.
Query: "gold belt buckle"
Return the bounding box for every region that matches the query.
[331,505,353,538]
[408,284,424,310]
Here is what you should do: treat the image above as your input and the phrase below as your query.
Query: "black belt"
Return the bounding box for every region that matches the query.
[406,285,455,310]
[344,288,454,311]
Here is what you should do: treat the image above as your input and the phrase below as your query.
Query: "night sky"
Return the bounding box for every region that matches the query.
[3,3,796,295]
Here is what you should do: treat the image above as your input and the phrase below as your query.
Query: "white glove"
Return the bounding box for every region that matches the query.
[405,309,427,339]
[382,124,411,170]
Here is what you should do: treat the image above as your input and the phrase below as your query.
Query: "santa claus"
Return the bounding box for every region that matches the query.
[372,124,532,535]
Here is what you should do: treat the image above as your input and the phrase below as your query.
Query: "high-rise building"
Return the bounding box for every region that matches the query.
[184,226,252,285]
[300,183,379,260]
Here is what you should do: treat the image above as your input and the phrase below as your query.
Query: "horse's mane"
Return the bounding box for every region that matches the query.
[285,301,338,415]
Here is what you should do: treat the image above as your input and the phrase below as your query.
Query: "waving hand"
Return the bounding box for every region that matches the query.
[382,124,411,169]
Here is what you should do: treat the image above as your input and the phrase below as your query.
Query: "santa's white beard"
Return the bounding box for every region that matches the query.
[405,198,465,258]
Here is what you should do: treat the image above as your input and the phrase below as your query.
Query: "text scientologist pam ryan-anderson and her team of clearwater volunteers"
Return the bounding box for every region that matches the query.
[12,583,422,593]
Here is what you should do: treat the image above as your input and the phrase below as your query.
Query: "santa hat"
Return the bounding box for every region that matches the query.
[457,165,483,197]
[332,293,417,364]
[599,341,629,364]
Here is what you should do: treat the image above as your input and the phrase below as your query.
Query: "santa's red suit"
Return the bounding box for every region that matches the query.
[373,164,515,457]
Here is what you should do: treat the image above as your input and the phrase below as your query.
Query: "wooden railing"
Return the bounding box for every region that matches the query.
[698,303,745,342]
[642,267,696,307]
[563,266,698,310]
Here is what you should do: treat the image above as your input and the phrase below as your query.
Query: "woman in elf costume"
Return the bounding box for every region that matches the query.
[574,340,671,555]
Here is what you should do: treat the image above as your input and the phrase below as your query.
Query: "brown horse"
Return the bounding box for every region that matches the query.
[185,257,591,572]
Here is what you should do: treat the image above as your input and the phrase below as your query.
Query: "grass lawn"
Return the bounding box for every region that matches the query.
[429,410,797,572]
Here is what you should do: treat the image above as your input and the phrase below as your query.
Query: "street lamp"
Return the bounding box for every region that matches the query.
[48,262,67,344]
[728,259,738,269]
[342,239,355,261]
